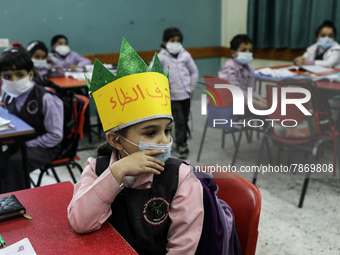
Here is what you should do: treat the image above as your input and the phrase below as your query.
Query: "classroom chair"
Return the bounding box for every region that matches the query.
[31,94,89,187]
[213,171,261,255]
[253,79,339,208]
[197,76,252,165]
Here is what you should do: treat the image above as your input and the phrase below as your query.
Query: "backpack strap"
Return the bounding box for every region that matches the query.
[193,169,242,255]
[95,154,111,176]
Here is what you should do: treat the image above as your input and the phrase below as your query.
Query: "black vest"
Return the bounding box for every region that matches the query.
[4,85,47,140]
[315,47,330,60]
[96,156,181,255]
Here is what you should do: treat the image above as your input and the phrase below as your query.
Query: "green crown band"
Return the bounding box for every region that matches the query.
[86,38,168,93]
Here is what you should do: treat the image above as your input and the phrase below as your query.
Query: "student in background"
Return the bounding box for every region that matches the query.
[294,20,340,68]
[49,34,92,69]
[0,45,64,193]
[151,27,198,159]
[219,34,267,111]
[27,40,64,83]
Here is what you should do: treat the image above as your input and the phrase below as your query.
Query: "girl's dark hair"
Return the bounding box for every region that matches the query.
[96,128,128,157]
[51,34,68,47]
[163,27,183,43]
[27,40,48,57]
[0,45,33,73]
[230,34,252,51]
[315,20,337,38]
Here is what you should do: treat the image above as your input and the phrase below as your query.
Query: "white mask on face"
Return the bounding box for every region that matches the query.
[166,42,183,55]
[117,136,173,163]
[55,45,71,56]
[32,59,48,69]
[235,52,253,65]
[317,36,335,49]
[2,76,34,98]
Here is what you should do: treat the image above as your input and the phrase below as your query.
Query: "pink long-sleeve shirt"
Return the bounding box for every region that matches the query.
[67,152,204,254]
[151,48,199,101]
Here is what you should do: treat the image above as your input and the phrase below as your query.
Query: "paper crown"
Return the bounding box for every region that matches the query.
[86,38,172,132]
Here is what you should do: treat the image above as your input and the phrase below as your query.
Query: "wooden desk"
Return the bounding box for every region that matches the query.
[0,182,137,255]
[49,76,87,89]
[0,110,35,189]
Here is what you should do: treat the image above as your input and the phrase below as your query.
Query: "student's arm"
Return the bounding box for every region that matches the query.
[69,52,92,68]
[186,54,199,78]
[67,156,123,233]
[166,164,204,254]
[48,55,65,78]
[218,60,237,81]
[186,53,199,93]
[25,93,64,148]
[314,47,340,68]
[48,52,66,68]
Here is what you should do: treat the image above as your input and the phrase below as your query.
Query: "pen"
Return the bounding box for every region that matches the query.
[0,234,6,249]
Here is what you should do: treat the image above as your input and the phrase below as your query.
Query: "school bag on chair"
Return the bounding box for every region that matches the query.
[42,82,80,159]
[193,169,242,255]
[95,156,241,255]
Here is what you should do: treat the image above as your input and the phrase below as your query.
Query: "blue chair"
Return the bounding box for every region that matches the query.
[197,76,251,165]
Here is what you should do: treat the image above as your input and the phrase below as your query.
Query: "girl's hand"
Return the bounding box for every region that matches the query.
[294,56,307,67]
[110,150,165,185]
[68,64,79,69]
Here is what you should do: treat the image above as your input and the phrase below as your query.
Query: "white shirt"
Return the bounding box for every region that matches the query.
[303,42,340,68]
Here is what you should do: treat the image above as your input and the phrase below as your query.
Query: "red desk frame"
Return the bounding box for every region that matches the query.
[0,182,136,255]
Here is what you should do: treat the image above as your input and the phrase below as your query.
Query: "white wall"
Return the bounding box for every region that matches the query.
[221,0,248,65]
[221,0,248,47]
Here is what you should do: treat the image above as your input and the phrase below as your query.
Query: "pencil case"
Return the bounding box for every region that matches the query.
[0,195,32,222]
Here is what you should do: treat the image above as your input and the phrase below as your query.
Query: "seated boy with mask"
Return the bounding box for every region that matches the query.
[218,34,267,111]
[0,45,64,192]
[49,34,92,69]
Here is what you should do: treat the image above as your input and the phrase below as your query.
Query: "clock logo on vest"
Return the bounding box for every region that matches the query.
[27,99,39,115]
[142,196,170,226]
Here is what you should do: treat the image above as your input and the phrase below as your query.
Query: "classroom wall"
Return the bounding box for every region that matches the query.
[220,0,248,65]
[0,0,221,76]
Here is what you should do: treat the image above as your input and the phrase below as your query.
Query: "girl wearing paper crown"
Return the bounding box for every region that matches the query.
[67,39,204,255]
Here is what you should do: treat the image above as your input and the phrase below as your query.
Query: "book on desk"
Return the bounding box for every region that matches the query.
[288,65,334,74]
[0,117,15,132]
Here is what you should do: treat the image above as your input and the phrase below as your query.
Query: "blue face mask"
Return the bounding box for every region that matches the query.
[118,136,173,163]
[235,52,253,65]
[317,37,335,49]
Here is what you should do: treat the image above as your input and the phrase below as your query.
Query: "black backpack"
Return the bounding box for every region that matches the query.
[42,82,82,159]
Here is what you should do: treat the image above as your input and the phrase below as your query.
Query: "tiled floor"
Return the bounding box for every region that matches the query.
[30,59,340,255]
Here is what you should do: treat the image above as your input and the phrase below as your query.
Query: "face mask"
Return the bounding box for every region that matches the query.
[166,42,183,55]
[118,136,173,163]
[55,45,71,56]
[32,59,48,69]
[2,76,34,98]
[235,52,253,65]
[317,37,335,49]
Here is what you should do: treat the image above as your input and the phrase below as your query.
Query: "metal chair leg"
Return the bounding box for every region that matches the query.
[197,119,208,162]
[67,165,77,184]
[298,172,311,208]
[231,128,243,166]
[253,134,268,184]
